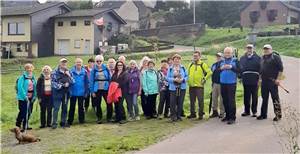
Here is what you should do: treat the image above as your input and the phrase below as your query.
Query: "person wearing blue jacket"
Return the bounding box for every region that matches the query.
[219,47,240,125]
[167,54,188,122]
[67,58,89,125]
[51,58,74,129]
[89,55,111,124]
[16,63,37,132]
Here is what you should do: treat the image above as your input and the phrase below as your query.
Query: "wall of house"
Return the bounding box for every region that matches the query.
[115,1,139,31]
[54,17,94,55]
[31,5,70,57]
[240,1,289,27]
[1,16,31,42]
[93,12,121,53]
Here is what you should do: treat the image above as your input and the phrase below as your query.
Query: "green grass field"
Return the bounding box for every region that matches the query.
[1,52,244,153]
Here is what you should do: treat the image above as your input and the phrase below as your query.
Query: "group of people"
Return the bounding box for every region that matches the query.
[15,43,283,131]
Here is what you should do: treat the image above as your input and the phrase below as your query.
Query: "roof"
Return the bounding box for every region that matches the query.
[55,8,112,17]
[240,1,300,13]
[55,8,127,24]
[96,0,149,18]
[1,2,70,16]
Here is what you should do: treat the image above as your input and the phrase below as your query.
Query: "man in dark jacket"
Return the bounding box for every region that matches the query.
[51,58,74,129]
[239,44,261,117]
[210,52,225,118]
[258,44,283,121]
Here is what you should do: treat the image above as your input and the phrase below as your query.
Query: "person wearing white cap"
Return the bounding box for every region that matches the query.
[51,58,74,129]
[239,44,261,117]
[258,44,283,121]
[210,52,225,118]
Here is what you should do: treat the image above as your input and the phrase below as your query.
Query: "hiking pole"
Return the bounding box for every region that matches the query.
[25,97,30,134]
[208,92,212,115]
[270,78,290,94]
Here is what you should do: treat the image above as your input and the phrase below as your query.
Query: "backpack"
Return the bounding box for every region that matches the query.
[93,65,109,82]
[188,62,207,76]
[15,75,33,94]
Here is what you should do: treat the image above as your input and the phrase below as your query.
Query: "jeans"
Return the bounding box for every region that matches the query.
[52,92,69,127]
[128,93,139,118]
[158,90,170,116]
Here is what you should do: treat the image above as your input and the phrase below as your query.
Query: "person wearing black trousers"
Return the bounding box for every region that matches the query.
[36,65,53,128]
[89,55,111,124]
[139,56,151,116]
[239,44,261,117]
[258,44,283,121]
[84,58,95,112]
[68,58,89,125]
[111,61,129,124]
[219,47,240,125]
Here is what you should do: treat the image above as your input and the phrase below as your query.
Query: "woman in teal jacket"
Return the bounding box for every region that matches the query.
[16,63,37,131]
[142,60,159,119]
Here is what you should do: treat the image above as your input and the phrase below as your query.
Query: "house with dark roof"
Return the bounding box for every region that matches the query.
[54,8,126,55]
[95,0,152,33]
[240,1,300,28]
[1,2,70,57]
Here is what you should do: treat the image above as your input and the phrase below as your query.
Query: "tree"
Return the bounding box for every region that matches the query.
[66,0,93,10]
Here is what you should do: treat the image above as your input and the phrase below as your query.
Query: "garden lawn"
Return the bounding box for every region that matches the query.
[1,52,244,153]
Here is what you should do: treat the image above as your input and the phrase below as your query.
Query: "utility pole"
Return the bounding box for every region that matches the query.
[193,0,196,24]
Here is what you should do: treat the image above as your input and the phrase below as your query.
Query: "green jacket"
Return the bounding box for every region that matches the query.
[16,71,37,101]
[142,69,159,95]
[188,60,212,87]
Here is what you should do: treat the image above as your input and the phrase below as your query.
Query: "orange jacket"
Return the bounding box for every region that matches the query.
[107,81,122,104]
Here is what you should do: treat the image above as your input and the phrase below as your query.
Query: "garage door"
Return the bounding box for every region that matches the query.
[58,39,69,55]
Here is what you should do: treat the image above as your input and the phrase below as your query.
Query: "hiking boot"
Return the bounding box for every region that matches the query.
[210,110,219,118]
[227,120,236,125]
[158,115,163,120]
[128,117,134,122]
[273,116,281,122]
[221,117,228,122]
[135,116,141,121]
[52,125,57,129]
[119,120,127,124]
[219,114,225,119]
[257,115,267,120]
[39,125,46,129]
[241,112,250,117]
[251,114,257,117]
[97,120,103,124]
[187,114,197,119]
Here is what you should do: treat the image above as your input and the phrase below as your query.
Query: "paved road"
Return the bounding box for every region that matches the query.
[137,56,300,153]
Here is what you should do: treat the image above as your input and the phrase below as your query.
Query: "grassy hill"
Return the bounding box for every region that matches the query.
[171,25,300,58]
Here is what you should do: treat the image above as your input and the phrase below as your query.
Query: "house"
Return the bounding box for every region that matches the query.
[240,1,300,28]
[54,8,126,55]
[95,0,152,33]
[1,2,71,58]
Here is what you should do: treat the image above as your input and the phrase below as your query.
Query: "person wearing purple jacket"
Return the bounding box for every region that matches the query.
[127,60,141,121]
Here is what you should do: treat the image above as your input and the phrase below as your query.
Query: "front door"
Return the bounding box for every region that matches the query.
[58,39,69,55]
[84,40,90,54]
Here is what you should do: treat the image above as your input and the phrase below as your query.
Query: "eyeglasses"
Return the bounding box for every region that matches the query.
[96,60,102,63]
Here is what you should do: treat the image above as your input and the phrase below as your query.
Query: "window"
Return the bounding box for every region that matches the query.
[58,21,63,27]
[70,21,76,26]
[267,9,278,22]
[8,23,17,35]
[249,11,260,24]
[84,20,91,26]
[8,22,25,35]
[74,40,80,48]
[17,44,22,52]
